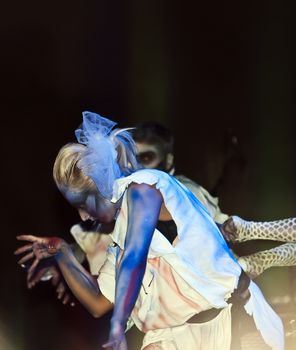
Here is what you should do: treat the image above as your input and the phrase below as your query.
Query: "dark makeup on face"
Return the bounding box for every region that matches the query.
[137,150,158,166]
[136,143,167,170]
[61,187,119,224]
[63,189,89,209]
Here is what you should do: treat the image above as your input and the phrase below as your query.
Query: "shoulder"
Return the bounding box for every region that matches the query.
[112,169,170,203]
[127,181,163,203]
[175,174,201,189]
[129,168,170,183]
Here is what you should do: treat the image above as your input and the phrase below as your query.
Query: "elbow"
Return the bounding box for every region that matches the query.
[88,295,113,318]
[90,306,108,318]
[92,310,104,318]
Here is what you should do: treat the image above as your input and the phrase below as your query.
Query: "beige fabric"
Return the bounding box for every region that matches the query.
[69,174,228,274]
[141,306,232,350]
[175,175,229,224]
[70,224,112,275]
[72,169,284,349]
[98,247,212,331]
[110,169,241,308]
[98,248,232,349]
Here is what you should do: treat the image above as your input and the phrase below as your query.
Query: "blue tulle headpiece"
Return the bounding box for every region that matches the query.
[75,111,134,199]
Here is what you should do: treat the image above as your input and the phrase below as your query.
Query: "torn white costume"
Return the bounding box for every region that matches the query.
[98,169,284,350]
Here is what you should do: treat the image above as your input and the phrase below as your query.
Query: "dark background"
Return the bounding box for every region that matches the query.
[1,1,296,349]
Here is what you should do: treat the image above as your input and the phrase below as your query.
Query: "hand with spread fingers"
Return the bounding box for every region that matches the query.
[15,235,77,306]
[28,262,76,306]
[53,272,76,306]
[15,235,64,283]
[15,233,112,319]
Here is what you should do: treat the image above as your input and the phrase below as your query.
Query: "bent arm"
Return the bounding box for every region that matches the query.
[55,242,112,317]
[110,183,163,330]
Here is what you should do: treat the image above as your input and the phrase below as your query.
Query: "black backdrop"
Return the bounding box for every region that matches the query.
[1,1,296,349]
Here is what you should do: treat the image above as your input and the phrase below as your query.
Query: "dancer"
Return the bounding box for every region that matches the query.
[68,121,296,281]
[15,112,284,350]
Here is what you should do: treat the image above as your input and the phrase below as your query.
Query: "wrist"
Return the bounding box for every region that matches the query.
[55,240,69,261]
[110,317,126,331]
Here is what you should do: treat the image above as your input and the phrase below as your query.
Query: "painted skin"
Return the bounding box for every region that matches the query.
[61,187,119,224]
[16,141,172,308]
[16,182,167,350]
[16,139,295,349]
[136,142,173,171]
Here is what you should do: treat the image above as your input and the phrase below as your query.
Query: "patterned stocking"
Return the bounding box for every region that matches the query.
[231,216,296,243]
[238,243,296,278]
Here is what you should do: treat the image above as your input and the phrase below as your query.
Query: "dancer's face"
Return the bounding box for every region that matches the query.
[136,142,172,171]
[61,187,117,224]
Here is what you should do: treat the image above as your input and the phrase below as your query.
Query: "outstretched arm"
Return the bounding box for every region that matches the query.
[23,241,86,306]
[220,216,296,278]
[15,236,112,318]
[238,242,296,278]
[55,241,112,317]
[222,216,296,243]
[105,183,163,350]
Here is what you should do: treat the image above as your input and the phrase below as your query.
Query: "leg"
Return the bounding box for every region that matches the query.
[238,243,296,278]
[230,216,296,242]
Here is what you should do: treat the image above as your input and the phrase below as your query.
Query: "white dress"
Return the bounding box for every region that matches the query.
[97,169,284,350]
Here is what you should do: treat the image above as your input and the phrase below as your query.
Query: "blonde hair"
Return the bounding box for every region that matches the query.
[53,143,96,192]
[53,134,141,194]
